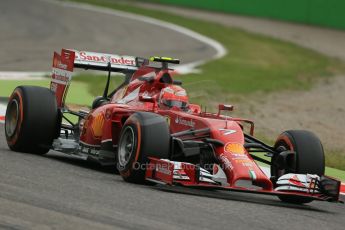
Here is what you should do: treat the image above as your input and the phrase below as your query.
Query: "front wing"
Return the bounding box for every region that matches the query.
[145,157,342,203]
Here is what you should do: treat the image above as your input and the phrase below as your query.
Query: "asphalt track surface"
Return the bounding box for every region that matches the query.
[1,0,345,229]
[0,0,216,71]
[1,125,345,230]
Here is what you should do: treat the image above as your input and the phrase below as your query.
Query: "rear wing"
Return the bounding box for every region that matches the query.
[72,49,148,71]
[50,49,148,107]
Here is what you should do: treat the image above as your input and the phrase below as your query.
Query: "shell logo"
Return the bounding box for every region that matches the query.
[91,113,105,138]
[224,143,245,154]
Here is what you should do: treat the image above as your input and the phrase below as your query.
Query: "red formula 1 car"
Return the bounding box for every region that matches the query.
[5,49,342,204]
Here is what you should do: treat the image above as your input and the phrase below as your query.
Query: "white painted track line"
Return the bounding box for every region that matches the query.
[0,72,49,80]
[48,0,227,74]
[0,103,6,124]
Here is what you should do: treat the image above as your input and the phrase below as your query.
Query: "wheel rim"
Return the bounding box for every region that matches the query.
[5,99,19,137]
[118,126,136,167]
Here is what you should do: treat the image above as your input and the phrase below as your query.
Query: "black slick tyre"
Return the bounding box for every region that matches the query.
[5,86,59,154]
[117,112,170,183]
[271,130,325,204]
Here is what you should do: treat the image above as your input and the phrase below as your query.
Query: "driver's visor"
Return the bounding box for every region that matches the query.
[162,99,188,109]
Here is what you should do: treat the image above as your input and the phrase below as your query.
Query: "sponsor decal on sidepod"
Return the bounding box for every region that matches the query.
[175,116,195,128]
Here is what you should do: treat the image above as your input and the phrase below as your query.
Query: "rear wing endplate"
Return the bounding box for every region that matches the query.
[51,49,75,107]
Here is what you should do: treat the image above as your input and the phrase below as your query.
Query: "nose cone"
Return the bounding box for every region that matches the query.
[208,121,273,190]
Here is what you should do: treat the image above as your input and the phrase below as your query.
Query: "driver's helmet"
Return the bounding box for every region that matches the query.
[159,85,189,111]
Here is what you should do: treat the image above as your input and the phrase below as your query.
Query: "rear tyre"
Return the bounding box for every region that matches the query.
[271,130,325,204]
[117,112,170,183]
[5,86,59,154]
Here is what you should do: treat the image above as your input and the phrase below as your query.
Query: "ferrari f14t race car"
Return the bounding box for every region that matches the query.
[4,49,342,204]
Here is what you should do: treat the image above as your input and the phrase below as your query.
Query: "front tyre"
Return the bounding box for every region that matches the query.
[271,130,325,204]
[5,86,59,154]
[117,112,170,183]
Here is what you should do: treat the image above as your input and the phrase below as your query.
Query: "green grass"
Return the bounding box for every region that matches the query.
[66,80,96,105]
[0,72,125,106]
[0,79,95,106]
[0,80,50,98]
[69,0,345,110]
[72,73,125,98]
[325,151,345,172]
[325,167,345,182]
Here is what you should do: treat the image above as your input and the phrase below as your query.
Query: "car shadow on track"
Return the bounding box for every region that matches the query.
[44,150,334,213]
[45,152,118,174]
[151,185,333,213]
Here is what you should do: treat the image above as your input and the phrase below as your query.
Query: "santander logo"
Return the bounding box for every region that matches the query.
[75,51,135,66]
